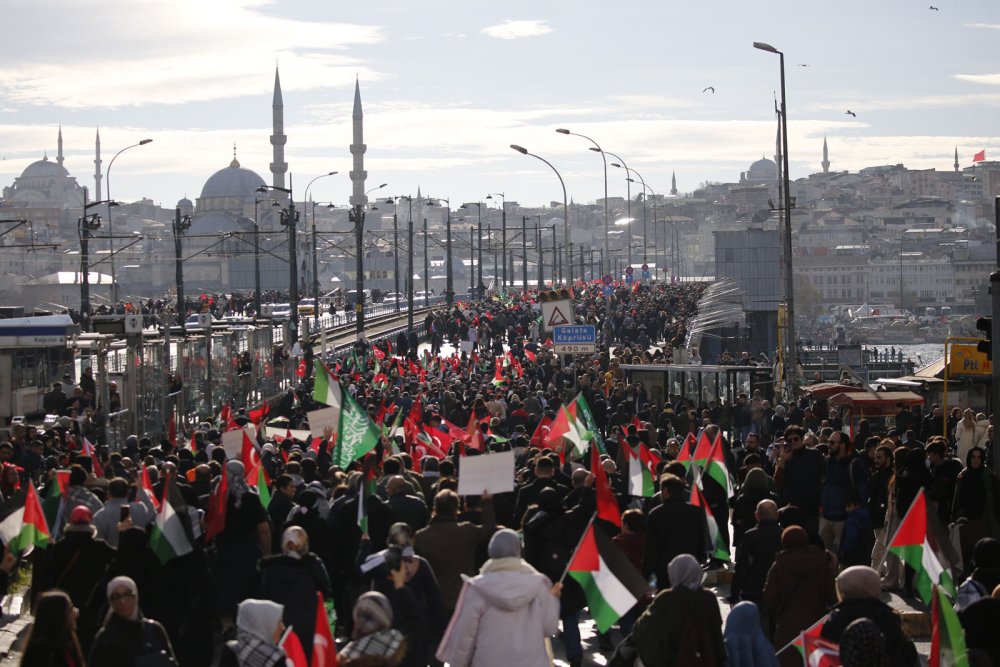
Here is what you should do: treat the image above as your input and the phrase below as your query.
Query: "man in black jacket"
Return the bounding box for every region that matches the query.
[774,425,825,533]
[730,499,781,607]
[513,456,568,525]
[643,473,708,590]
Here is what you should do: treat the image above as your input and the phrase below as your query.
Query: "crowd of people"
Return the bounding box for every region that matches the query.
[2,280,999,667]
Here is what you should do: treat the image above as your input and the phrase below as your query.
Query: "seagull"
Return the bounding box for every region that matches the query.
[845,110,857,117]
[702,86,715,93]
[797,64,810,67]
[929,5,939,9]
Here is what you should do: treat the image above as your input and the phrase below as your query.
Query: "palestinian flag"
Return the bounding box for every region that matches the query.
[789,614,829,658]
[332,391,381,468]
[623,441,656,498]
[704,435,734,498]
[691,479,729,562]
[545,399,594,457]
[691,431,714,469]
[524,349,536,362]
[0,481,49,555]
[249,464,271,509]
[566,522,648,633]
[81,437,104,478]
[675,433,697,469]
[930,584,969,667]
[41,470,70,536]
[372,372,390,391]
[358,454,377,533]
[149,474,196,564]
[139,464,160,511]
[591,444,622,528]
[313,360,343,410]
[492,358,504,386]
[888,489,958,604]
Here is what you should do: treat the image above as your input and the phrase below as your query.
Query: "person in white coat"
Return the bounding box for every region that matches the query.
[436,528,561,667]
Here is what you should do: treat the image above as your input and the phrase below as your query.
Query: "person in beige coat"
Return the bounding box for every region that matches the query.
[436,529,561,667]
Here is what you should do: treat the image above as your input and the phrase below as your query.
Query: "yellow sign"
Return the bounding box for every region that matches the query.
[949,344,992,377]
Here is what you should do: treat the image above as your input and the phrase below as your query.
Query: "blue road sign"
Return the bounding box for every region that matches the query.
[641,270,651,280]
[603,285,613,297]
[625,273,634,284]
[552,325,597,353]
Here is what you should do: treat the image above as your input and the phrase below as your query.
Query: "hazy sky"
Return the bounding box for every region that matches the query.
[1,0,998,210]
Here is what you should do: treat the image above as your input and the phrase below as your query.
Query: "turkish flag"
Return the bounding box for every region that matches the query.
[204,467,228,543]
[296,359,307,378]
[974,149,986,162]
[310,592,337,667]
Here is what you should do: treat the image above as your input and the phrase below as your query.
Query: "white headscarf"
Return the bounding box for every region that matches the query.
[668,554,703,591]
[236,598,284,641]
[106,576,140,621]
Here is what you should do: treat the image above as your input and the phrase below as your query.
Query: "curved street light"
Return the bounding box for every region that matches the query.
[754,40,796,398]
[106,138,152,305]
[557,129,609,274]
[510,145,571,284]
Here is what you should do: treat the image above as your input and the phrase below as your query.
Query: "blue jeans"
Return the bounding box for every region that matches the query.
[560,610,582,660]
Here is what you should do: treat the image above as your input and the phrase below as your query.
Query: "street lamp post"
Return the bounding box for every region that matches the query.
[354,183,388,337]
[521,215,529,291]
[253,196,279,318]
[172,207,192,327]
[557,129,608,275]
[78,189,114,329]
[755,40,796,396]
[304,171,338,334]
[603,151,633,263]
[401,196,414,330]
[486,193,506,290]
[105,138,152,306]
[510,145,571,284]
[256,178,300,334]
[424,196,454,306]
[461,202,484,299]
[389,198,401,312]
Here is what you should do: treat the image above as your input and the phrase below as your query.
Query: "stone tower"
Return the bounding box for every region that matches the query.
[57,126,64,168]
[822,135,830,173]
[94,128,103,201]
[270,68,287,191]
[349,77,367,209]
[671,171,678,196]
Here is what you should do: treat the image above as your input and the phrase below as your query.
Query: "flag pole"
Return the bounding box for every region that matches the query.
[558,511,597,584]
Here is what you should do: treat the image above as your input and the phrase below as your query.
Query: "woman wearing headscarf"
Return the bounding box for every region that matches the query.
[762,527,837,667]
[339,592,408,667]
[257,526,331,663]
[20,590,85,667]
[820,566,916,667]
[436,529,560,667]
[88,577,177,667]
[838,618,890,667]
[723,601,777,667]
[952,447,1000,566]
[213,460,271,623]
[220,599,287,667]
[632,554,727,667]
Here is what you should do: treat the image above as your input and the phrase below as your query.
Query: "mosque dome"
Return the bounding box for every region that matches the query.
[177,196,193,209]
[199,158,266,200]
[747,157,778,179]
[21,156,69,179]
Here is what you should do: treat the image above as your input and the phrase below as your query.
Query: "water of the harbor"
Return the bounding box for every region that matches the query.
[893,343,945,368]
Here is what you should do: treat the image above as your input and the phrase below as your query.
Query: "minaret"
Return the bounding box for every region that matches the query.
[349,77,367,208]
[670,171,678,196]
[94,128,103,200]
[821,135,830,174]
[270,67,287,191]
[954,146,960,172]
[57,126,64,168]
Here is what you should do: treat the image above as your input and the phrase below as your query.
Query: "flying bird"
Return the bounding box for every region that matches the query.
[797,64,811,67]
[702,86,715,93]
[845,110,857,117]
[929,5,939,10]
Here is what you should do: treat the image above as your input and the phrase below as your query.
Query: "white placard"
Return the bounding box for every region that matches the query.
[307,406,341,438]
[457,450,515,496]
[460,341,474,354]
[221,429,243,459]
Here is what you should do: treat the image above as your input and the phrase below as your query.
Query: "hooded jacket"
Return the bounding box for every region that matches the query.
[435,558,559,667]
[762,544,836,666]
